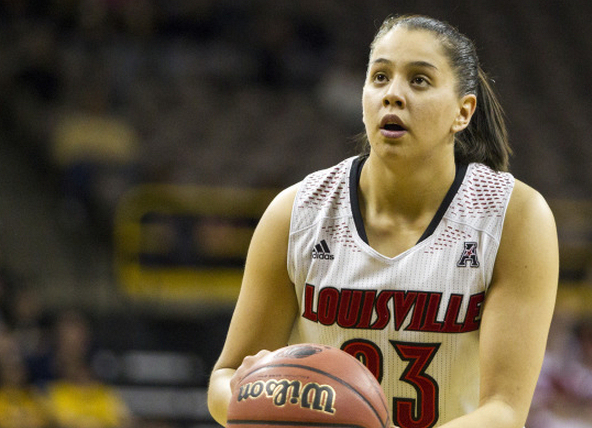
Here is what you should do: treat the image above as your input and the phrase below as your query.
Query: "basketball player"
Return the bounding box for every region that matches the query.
[208,15,558,428]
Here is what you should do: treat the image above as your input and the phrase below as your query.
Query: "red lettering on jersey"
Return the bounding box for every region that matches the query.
[318,287,340,325]
[420,293,444,332]
[302,283,318,322]
[442,294,464,333]
[301,284,486,334]
[393,291,416,330]
[337,289,363,328]
[407,292,428,331]
[370,291,394,330]
[357,290,377,329]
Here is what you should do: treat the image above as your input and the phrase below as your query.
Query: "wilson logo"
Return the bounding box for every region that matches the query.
[237,378,336,414]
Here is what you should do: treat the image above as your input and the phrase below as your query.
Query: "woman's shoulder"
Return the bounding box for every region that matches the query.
[261,183,301,226]
[502,178,557,244]
[508,179,554,222]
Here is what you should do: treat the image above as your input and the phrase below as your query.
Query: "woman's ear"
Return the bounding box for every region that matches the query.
[452,94,477,133]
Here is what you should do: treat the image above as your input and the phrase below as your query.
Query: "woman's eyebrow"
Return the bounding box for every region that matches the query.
[370,57,393,66]
[371,58,438,71]
[409,60,438,70]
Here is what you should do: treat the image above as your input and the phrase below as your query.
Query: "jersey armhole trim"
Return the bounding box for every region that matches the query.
[350,155,369,243]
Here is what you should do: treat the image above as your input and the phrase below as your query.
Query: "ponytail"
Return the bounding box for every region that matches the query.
[455,67,512,171]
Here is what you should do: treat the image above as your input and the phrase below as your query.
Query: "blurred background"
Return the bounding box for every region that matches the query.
[0,0,591,427]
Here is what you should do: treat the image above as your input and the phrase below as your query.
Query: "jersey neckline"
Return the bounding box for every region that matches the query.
[349,155,468,247]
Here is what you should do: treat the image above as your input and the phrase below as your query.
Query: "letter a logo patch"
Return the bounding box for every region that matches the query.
[457,242,480,267]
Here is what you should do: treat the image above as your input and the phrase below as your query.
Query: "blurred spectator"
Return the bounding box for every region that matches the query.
[527,316,592,428]
[50,75,140,234]
[0,331,53,428]
[8,287,53,387]
[46,367,132,428]
[45,310,133,428]
[0,270,54,388]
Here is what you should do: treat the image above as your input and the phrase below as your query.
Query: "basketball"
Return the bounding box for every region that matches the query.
[227,343,390,428]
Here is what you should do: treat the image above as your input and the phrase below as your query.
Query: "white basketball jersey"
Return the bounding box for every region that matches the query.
[287,156,515,428]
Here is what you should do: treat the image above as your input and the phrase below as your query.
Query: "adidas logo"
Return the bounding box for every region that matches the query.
[312,240,334,260]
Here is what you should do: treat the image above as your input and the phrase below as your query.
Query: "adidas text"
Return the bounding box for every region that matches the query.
[312,253,335,260]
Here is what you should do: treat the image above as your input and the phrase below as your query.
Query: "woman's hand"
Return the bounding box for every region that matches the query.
[230,349,272,393]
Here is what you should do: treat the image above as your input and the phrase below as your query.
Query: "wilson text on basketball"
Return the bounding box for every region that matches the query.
[237,378,336,414]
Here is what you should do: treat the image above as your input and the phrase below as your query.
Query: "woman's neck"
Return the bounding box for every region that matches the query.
[359,152,457,221]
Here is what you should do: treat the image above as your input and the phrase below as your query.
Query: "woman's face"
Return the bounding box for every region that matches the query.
[362,27,475,163]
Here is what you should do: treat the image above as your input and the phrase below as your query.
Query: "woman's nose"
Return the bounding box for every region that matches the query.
[383,80,406,108]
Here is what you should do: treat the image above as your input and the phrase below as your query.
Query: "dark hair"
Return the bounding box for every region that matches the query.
[366,15,512,171]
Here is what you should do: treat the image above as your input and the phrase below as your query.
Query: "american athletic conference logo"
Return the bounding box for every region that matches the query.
[457,242,480,267]
[312,240,334,260]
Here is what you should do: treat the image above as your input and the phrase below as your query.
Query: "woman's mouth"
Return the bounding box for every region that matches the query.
[380,122,407,139]
[379,114,408,139]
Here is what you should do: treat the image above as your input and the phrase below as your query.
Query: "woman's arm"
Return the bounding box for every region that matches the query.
[442,180,559,428]
[207,184,300,426]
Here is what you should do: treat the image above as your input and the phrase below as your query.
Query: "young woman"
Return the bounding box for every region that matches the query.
[208,15,558,428]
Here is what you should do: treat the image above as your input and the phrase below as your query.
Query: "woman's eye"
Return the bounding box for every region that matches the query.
[412,76,429,86]
[373,73,388,83]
